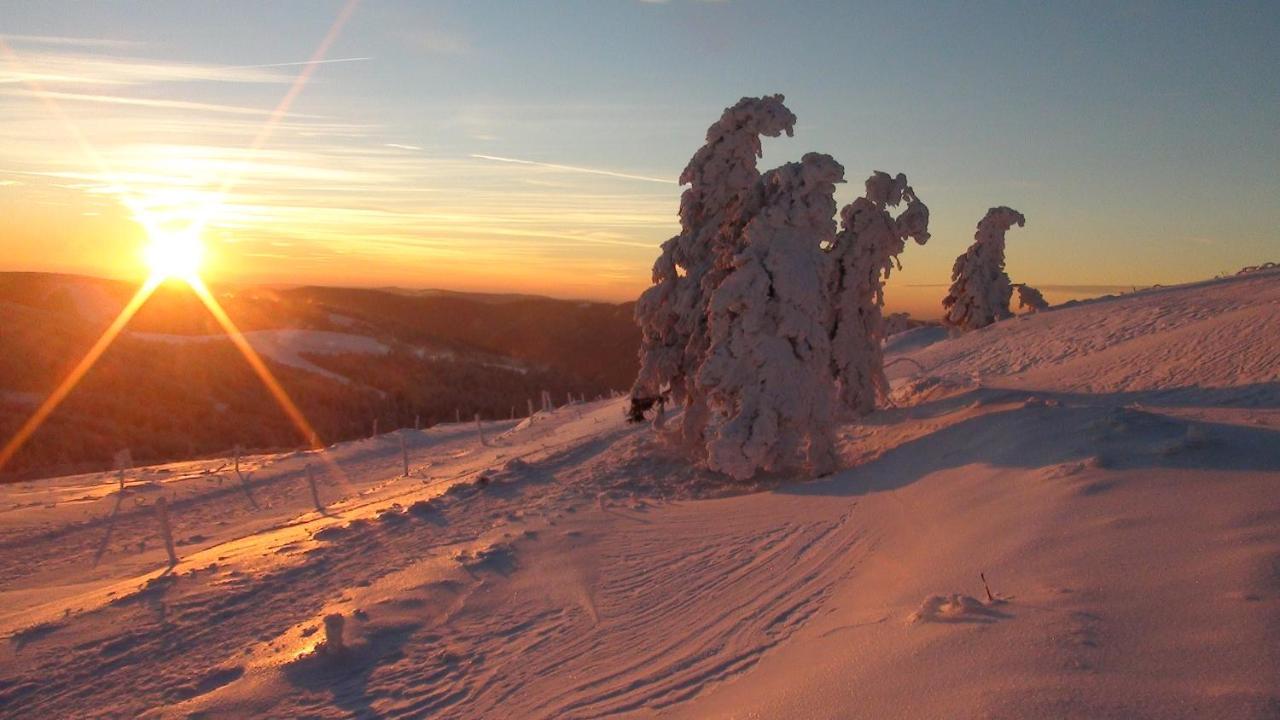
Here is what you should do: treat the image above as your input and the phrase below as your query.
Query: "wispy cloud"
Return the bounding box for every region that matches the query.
[0,88,310,116]
[385,143,422,151]
[0,34,140,50]
[0,51,294,86]
[470,154,675,185]
[229,56,372,71]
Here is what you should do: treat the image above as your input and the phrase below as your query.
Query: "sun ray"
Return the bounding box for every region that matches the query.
[187,278,322,450]
[192,0,361,236]
[0,2,365,478]
[0,276,162,471]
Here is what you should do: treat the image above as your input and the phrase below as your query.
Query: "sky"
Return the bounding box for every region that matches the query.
[1,0,1276,317]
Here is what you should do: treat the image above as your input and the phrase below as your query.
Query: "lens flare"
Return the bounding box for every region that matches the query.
[142,228,205,282]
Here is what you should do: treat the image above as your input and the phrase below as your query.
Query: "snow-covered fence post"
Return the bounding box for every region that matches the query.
[527,398,534,417]
[113,448,132,493]
[475,413,487,446]
[371,418,379,439]
[414,414,421,431]
[233,445,258,509]
[154,496,178,566]
[455,408,461,424]
[399,434,409,477]
[323,613,345,654]
[306,463,323,511]
[510,405,515,420]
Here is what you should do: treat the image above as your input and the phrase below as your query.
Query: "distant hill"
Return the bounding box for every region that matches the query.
[0,272,640,479]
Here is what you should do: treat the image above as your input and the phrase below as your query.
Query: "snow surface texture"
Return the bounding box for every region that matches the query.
[698,153,844,480]
[631,94,797,448]
[827,171,931,415]
[942,206,1026,331]
[1,269,1279,719]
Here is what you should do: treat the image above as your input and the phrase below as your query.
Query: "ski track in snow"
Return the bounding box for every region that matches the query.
[1,269,1279,719]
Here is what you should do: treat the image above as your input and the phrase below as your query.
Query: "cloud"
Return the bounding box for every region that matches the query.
[384,143,422,151]
[0,34,140,50]
[398,27,470,56]
[470,154,675,185]
[0,88,312,116]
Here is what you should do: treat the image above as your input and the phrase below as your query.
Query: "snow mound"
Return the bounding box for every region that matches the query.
[909,594,1009,624]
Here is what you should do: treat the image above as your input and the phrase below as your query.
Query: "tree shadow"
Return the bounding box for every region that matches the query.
[284,622,421,719]
[790,387,1280,499]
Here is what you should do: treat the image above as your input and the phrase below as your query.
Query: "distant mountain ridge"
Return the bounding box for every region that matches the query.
[0,272,640,479]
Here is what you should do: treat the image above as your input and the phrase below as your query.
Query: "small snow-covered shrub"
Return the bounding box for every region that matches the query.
[827,172,931,415]
[697,153,844,480]
[1014,283,1049,313]
[942,207,1026,331]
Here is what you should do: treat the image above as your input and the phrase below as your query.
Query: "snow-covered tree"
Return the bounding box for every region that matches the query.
[884,312,912,337]
[630,95,797,444]
[826,172,931,414]
[696,153,844,480]
[1014,283,1049,313]
[942,207,1025,331]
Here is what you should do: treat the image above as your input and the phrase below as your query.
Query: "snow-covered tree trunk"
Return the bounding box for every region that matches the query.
[697,153,844,480]
[1014,283,1049,313]
[631,95,797,447]
[942,207,1025,331]
[827,172,930,415]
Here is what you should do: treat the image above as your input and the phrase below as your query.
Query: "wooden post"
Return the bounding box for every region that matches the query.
[307,464,323,511]
[527,398,534,417]
[475,413,486,446]
[371,418,379,439]
[400,434,410,477]
[155,496,178,566]
[414,414,421,431]
[113,448,131,492]
[455,408,461,424]
[510,405,515,420]
[233,446,258,509]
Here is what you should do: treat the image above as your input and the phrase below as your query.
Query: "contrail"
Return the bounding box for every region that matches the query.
[470,154,676,185]
[229,56,372,70]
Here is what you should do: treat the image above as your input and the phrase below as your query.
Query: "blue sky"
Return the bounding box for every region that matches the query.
[2,1,1276,313]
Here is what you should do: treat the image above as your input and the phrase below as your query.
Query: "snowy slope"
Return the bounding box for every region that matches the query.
[130,329,392,383]
[1,270,1278,719]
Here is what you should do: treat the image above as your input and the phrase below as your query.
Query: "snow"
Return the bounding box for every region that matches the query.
[130,329,391,383]
[2,268,1279,718]
[699,153,844,479]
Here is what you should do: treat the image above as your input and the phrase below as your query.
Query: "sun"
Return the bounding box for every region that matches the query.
[142,227,205,282]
